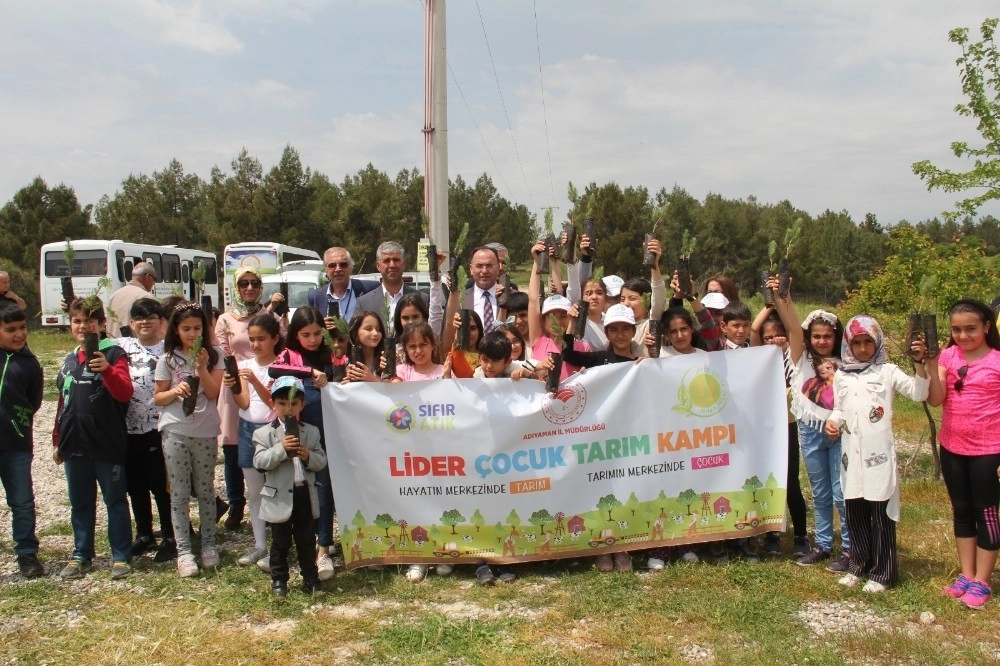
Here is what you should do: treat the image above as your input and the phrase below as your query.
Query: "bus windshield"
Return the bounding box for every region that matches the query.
[44,250,108,277]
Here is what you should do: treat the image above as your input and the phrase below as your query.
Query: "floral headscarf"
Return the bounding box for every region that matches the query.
[230,266,264,318]
[841,314,887,373]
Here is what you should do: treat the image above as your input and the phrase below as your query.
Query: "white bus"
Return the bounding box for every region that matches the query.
[222,242,320,309]
[39,240,219,327]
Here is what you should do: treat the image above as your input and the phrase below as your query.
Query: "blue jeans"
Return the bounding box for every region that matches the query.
[64,455,132,563]
[0,450,39,556]
[222,444,245,513]
[238,418,269,468]
[799,420,850,552]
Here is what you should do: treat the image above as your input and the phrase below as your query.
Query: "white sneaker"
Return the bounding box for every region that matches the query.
[256,556,271,573]
[838,573,861,587]
[862,580,887,593]
[177,554,199,578]
[316,552,335,581]
[680,550,699,564]
[406,564,428,582]
[201,547,220,568]
[647,557,666,571]
[238,547,268,567]
[435,563,454,576]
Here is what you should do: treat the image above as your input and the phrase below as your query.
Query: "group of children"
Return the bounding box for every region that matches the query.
[2,235,999,607]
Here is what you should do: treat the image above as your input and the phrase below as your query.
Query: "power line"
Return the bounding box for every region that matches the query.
[475,0,537,210]
[533,0,556,209]
[447,61,517,202]
[417,0,515,202]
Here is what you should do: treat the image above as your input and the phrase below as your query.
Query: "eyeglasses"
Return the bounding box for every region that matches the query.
[327,261,350,269]
[955,365,969,393]
[237,279,262,289]
[132,315,161,323]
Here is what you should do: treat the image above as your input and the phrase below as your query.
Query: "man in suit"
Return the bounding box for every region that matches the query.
[356,241,423,326]
[306,247,378,323]
[462,246,501,335]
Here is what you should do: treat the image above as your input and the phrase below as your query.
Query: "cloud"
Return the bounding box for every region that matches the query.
[134,0,243,55]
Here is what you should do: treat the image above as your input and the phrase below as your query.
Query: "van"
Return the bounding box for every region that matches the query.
[261,263,327,320]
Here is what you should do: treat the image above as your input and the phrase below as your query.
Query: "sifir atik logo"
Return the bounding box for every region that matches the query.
[385,402,458,434]
[385,403,414,433]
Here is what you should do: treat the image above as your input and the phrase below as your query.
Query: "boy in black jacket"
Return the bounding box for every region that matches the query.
[0,304,45,578]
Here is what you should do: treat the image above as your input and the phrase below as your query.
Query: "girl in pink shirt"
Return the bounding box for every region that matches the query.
[927,299,1000,609]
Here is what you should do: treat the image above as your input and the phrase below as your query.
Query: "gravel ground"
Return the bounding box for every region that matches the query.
[0,400,248,579]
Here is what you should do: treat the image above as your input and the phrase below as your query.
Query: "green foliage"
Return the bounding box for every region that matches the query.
[452,221,470,257]
[767,240,778,271]
[842,225,999,363]
[912,18,1000,220]
[542,207,554,235]
[783,217,803,258]
[680,229,697,258]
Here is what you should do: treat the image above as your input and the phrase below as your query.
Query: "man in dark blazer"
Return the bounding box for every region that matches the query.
[306,247,378,323]
[356,241,424,327]
[462,246,502,334]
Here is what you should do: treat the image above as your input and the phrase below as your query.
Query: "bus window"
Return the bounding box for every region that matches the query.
[162,254,180,283]
[44,250,109,277]
[198,257,218,284]
[115,250,126,282]
[142,253,162,280]
[181,262,190,284]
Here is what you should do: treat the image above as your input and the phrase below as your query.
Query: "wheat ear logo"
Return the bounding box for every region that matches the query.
[673,367,728,418]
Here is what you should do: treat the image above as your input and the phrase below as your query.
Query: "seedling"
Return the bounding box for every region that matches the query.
[778,218,803,298]
[676,230,697,297]
[761,240,778,306]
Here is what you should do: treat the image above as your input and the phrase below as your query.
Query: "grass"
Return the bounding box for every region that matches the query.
[27,328,76,401]
[8,314,1000,665]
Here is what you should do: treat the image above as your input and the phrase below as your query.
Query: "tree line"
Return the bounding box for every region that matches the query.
[3,143,1000,319]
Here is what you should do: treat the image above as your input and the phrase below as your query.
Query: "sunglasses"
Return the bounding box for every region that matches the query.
[237,279,262,289]
[955,365,969,393]
[327,261,350,269]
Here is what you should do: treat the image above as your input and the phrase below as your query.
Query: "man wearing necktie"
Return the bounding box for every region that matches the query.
[462,247,500,334]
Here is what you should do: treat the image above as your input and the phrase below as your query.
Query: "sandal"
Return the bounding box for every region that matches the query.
[475,564,495,586]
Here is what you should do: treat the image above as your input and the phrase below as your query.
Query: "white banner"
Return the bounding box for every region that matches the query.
[323,346,788,569]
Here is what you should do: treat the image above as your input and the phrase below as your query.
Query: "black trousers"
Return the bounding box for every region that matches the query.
[787,422,808,539]
[845,498,897,586]
[269,485,318,584]
[125,430,173,539]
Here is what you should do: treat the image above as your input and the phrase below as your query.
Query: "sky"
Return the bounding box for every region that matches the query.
[2,0,999,230]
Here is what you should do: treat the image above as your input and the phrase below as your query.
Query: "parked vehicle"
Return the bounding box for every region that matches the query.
[222,242,320,309]
[39,240,218,327]
[261,261,327,320]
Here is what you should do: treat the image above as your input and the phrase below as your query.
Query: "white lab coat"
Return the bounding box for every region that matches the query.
[829,363,928,521]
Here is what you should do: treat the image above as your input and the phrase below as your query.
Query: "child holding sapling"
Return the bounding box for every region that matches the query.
[750,310,810,556]
[927,299,1000,609]
[253,376,327,597]
[825,315,930,593]
[224,313,282,569]
[528,240,592,383]
[392,321,454,581]
[54,298,134,581]
[153,302,224,578]
[344,310,387,383]
[271,305,346,581]
[618,238,666,357]
[769,274,851,571]
[0,303,45,579]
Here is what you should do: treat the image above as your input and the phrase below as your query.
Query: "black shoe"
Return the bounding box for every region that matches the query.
[153,538,178,563]
[131,535,156,556]
[17,554,45,578]
[301,577,324,594]
[215,497,229,524]
[272,580,288,598]
[224,506,243,531]
[763,533,781,554]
